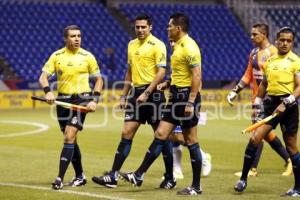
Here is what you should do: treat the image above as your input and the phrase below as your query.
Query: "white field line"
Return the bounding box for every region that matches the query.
[0,182,135,200]
[0,120,49,138]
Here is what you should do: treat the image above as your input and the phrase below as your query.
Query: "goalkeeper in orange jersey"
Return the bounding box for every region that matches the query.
[227,23,292,177]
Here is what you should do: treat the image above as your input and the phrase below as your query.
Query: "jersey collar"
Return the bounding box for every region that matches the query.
[65,47,81,54]
[278,50,292,59]
[175,34,188,45]
[139,33,152,44]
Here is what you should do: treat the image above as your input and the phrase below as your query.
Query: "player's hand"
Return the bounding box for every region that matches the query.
[227,91,237,106]
[157,82,169,91]
[274,103,286,114]
[86,101,97,112]
[45,92,55,105]
[136,92,148,103]
[184,102,194,117]
[119,96,127,110]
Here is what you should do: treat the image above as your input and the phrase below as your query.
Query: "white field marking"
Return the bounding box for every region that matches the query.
[0,120,49,138]
[0,182,135,200]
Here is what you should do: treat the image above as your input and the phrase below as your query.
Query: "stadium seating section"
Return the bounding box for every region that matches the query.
[120,4,252,81]
[0,1,130,82]
[0,1,253,84]
[262,6,300,50]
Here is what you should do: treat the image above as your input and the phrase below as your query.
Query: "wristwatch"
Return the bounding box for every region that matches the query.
[144,91,151,97]
[93,91,101,103]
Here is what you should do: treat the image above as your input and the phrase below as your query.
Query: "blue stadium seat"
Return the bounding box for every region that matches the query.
[0,1,130,82]
[1,1,253,82]
[263,6,300,50]
[119,3,251,81]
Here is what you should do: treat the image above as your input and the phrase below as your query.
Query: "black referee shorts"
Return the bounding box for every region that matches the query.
[263,95,299,134]
[124,85,166,125]
[162,85,201,129]
[56,92,92,132]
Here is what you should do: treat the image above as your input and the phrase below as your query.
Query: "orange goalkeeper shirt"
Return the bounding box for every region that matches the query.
[241,44,277,102]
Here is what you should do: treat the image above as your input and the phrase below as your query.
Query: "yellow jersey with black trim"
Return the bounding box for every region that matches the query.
[170,34,201,87]
[263,51,300,95]
[128,34,167,86]
[42,47,101,94]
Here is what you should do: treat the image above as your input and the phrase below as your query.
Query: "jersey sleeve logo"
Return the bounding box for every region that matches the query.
[159,53,166,62]
[186,55,197,63]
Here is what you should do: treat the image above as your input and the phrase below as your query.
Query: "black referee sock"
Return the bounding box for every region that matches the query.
[135,138,165,177]
[162,140,174,179]
[268,137,290,162]
[291,153,300,189]
[72,144,83,178]
[112,138,132,173]
[188,143,202,190]
[251,142,263,168]
[241,142,258,181]
[58,143,75,180]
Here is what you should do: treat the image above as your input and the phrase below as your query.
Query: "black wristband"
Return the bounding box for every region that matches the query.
[166,79,171,87]
[252,104,261,109]
[187,101,194,107]
[232,83,243,93]
[43,86,50,94]
[93,91,101,103]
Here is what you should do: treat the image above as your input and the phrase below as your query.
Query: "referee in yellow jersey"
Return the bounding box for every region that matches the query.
[234,27,300,197]
[39,25,103,190]
[120,13,203,196]
[92,14,174,189]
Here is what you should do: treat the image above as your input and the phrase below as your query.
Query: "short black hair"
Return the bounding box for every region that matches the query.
[276,27,295,40]
[63,25,81,38]
[170,13,189,32]
[253,23,269,38]
[135,13,152,26]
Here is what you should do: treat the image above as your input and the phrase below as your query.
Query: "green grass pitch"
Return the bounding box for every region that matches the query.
[0,106,297,200]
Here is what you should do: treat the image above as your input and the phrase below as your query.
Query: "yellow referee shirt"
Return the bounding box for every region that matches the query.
[128,34,167,86]
[42,47,101,94]
[263,51,300,95]
[170,34,201,87]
